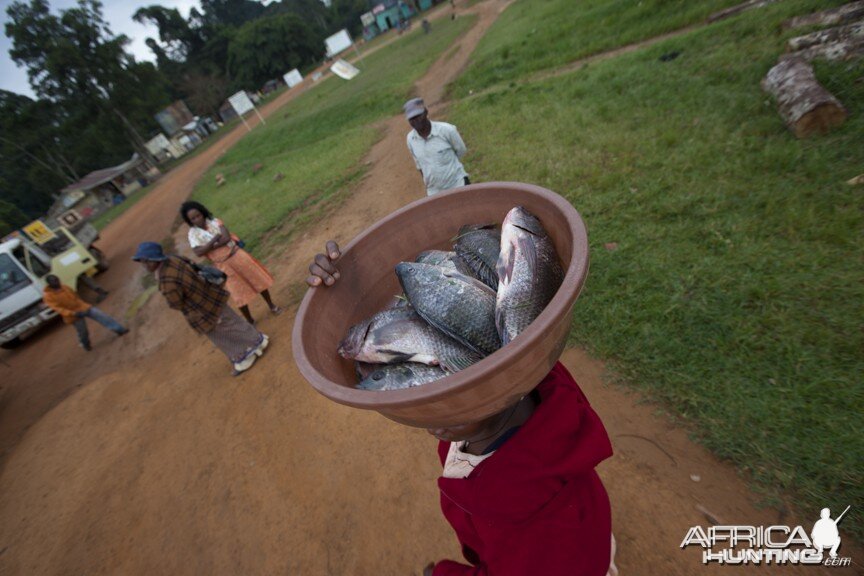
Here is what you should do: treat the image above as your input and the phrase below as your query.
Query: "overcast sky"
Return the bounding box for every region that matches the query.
[0,0,202,99]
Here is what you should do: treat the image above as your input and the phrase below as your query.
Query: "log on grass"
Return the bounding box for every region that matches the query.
[761,57,847,138]
[787,21,864,52]
[783,1,864,30]
[707,0,779,24]
[792,37,864,61]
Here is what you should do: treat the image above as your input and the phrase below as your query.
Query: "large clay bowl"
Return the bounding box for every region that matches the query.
[292,182,589,428]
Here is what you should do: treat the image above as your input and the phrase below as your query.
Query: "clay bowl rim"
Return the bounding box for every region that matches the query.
[292,181,589,412]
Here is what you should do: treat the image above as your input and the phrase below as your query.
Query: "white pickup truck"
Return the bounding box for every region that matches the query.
[0,223,107,348]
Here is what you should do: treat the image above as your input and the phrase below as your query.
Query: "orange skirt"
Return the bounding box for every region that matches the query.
[207,246,274,308]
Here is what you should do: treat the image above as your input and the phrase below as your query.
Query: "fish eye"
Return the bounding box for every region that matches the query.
[372,372,384,381]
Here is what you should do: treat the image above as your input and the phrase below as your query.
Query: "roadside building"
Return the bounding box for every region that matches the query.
[373,1,415,33]
[48,154,161,224]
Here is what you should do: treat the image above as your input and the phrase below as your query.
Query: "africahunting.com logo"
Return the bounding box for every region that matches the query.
[681,506,852,567]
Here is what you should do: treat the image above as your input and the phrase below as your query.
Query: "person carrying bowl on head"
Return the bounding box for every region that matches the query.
[42,274,128,351]
[404,98,470,197]
[134,241,268,376]
[180,201,282,325]
[305,242,619,576]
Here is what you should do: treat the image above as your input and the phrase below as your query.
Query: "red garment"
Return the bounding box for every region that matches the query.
[433,362,613,576]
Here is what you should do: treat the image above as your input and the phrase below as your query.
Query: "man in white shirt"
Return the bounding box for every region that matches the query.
[404,98,470,196]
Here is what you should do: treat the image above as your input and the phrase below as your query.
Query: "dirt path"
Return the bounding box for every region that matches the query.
[0,1,858,574]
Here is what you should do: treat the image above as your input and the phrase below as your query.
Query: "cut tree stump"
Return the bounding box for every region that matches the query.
[783,1,864,30]
[761,56,847,138]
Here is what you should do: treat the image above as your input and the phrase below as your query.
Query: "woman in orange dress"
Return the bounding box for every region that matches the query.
[181,201,282,324]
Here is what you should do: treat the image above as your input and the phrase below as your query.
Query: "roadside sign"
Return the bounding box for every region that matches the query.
[22,220,56,245]
[283,69,303,88]
[331,59,360,80]
[228,91,255,116]
[228,90,265,132]
[325,30,353,58]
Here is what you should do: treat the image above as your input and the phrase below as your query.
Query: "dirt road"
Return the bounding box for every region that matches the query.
[0,1,858,574]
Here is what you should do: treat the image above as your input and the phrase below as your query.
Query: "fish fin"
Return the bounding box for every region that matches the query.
[498,241,516,285]
[453,223,497,242]
[452,253,474,277]
[442,267,497,297]
[518,233,537,276]
[455,251,497,289]
[439,352,481,373]
[495,305,510,345]
[390,294,410,308]
[377,350,415,364]
[500,330,512,346]
[477,266,498,291]
[416,308,487,356]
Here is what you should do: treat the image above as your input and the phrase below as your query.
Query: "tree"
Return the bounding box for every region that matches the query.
[329,0,372,38]
[199,0,265,28]
[0,90,72,218]
[266,0,333,31]
[133,5,203,62]
[5,0,170,166]
[0,198,31,236]
[227,13,325,89]
[179,71,231,118]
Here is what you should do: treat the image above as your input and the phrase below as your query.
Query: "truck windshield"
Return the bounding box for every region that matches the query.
[0,253,32,299]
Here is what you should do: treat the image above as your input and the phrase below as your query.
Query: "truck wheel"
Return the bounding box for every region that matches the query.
[90,247,109,273]
[1,337,22,350]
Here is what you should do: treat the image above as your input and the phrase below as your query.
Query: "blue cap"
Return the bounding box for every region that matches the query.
[403,97,425,120]
[132,241,167,261]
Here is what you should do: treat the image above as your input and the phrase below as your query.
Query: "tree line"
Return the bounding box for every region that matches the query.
[1,0,377,235]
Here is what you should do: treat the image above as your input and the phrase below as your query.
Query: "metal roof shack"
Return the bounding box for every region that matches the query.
[48,154,160,223]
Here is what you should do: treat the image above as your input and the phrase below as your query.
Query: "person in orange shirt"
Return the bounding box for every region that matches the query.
[42,274,128,351]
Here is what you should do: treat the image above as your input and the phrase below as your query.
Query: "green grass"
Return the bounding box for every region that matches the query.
[452,0,757,97]
[189,15,476,253]
[450,0,863,536]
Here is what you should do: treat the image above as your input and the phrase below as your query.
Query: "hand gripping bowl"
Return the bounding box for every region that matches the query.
[291,182,589,428]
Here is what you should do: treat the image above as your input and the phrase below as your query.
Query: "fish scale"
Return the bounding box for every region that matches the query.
[396,262,501,356]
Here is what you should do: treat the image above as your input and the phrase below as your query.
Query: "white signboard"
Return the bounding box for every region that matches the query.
[325,29,353,58]
[283,69,303,88]
[228,91,255,116]
[330,59,360,81]
[145,133,171,156]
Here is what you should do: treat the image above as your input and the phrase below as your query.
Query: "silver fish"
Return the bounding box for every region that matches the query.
[454,224,500,290]
[496,206,564,345]
[354,361,379,380]
[339,306,480,372]
[357,362,447,391]
[396,262,501,356]
[416,250,473,276]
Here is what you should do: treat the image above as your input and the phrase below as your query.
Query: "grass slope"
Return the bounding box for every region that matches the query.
[451,0,748,97]
[451,0,863,536]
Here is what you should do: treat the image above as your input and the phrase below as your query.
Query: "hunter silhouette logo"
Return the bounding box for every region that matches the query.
[811,506,849,559]
[680,505,852,567]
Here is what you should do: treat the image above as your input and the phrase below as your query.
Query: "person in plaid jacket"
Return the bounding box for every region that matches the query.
[134,242,268,375]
